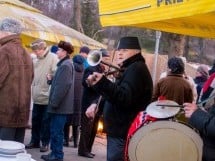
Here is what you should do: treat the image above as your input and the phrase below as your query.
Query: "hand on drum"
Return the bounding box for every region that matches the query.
[86,72,103,86]
[183,103,198,118]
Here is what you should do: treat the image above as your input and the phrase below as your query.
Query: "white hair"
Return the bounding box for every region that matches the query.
[0,18,22,34]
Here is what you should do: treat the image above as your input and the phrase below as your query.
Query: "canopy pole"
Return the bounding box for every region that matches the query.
[152,31,162,84]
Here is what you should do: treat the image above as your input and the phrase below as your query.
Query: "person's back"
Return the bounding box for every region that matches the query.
[153,74,193,105]
[73,55,84,117]
[152,57,193,105]
[153,57,193,105]
[0,18,33,143]
[63,55,84,147]
[159,57,197,103]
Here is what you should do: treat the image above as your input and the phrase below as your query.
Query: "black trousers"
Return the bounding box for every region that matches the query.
[78,113,100,153]
[30,104,50,146]
[64,123,79,147]
[0,127,25,143]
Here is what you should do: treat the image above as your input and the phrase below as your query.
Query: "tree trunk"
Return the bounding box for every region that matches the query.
[73,0,84,33]
[167,33,186,58]
[198,38,204,62]
[183,36,190,58]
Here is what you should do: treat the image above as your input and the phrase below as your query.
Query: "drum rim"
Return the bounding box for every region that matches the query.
[128,120,203,161]
[146,100,181,119]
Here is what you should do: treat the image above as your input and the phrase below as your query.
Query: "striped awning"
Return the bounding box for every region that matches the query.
[0,0,106,49]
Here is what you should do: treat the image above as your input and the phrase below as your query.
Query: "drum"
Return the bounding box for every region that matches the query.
[127,121,203,161]
[125,100,203,161]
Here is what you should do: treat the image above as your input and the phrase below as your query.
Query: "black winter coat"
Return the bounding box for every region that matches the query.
[66,58,84,125]
[189,106,215,161]
[93,53,153,139]
[81,64,104,113]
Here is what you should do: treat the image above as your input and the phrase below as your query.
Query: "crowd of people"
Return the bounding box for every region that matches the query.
[0,17,215,161]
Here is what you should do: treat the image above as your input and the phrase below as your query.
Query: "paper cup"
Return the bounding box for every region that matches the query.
[16,153,31,161]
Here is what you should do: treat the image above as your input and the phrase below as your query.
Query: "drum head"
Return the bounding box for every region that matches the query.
[146,100,180,118]
[128,121,203,161]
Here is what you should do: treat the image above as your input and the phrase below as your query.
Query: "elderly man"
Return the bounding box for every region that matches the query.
[0,18,34,143]
[26,39,58,152]
[86,37,153,161]
[41,41,75,161]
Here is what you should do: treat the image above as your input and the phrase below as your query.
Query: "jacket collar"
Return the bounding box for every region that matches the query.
[37,47,49,59]
[167,73,184,77]
[121,53,145,68]
[57,55,70,67]
[0,34,20,46]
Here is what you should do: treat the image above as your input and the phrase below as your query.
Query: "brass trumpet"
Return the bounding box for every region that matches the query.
[87,50,120,71]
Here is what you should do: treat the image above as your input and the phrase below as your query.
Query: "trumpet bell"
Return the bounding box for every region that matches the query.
[87,50,102,66]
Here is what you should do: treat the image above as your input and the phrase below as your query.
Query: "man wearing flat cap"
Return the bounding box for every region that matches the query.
[86,36,153,161]
[26,39,58,152]
[41,41,75,161]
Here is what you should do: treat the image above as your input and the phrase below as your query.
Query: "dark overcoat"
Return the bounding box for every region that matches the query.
[48,56,74,114]
[93,53,153,139]
[81,64,104,113]
[0,34,34,127]
[66,57,84,125]
[189,106,215,161]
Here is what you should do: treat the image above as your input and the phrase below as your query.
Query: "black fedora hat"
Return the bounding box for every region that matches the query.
[117,36,141,50]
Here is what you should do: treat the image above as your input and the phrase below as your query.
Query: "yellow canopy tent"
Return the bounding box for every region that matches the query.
[0,0,106,51]
[98,0,215,83]
[98,0,215,39]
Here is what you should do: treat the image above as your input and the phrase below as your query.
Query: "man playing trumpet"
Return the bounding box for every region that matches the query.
[86,36,153,161]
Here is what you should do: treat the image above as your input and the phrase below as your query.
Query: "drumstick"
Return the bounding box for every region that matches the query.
[156,93,215,110]
[156,104,184,108]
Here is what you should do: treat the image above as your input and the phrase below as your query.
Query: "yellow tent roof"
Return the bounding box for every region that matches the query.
[99,0,215,38]
[0,0,106,49]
